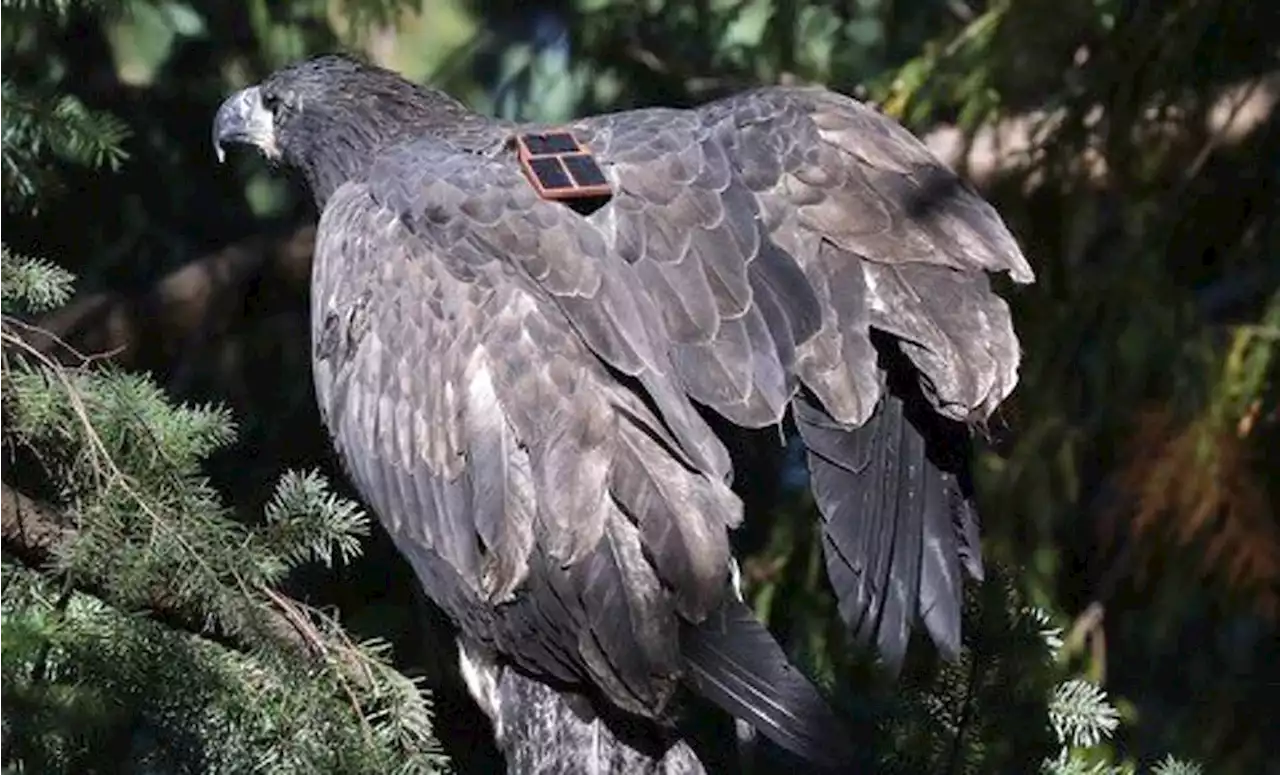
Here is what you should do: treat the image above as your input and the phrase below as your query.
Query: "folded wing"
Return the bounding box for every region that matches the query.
[565,87,1031,670]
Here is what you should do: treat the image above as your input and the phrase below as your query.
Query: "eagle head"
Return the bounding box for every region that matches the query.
[212,54,459,204]
[213,54,374,164]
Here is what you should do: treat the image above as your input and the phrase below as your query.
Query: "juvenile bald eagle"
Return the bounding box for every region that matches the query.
[214,54,1031,773]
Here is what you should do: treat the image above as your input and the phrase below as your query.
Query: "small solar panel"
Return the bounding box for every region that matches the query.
[561,153,609,187]
[523,132,581,155]
[515,130,613,211]
[527,157,572,191]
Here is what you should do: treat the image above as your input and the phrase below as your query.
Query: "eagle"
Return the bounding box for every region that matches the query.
[213,54,1032,773]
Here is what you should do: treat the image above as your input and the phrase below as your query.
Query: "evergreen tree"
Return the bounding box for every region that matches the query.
[855,565,1200,774]
[1,2,447,772]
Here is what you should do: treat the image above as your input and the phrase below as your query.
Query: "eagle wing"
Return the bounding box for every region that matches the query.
[570,86,1030,429]
[310,145,853,765]
[560,85,1032,669]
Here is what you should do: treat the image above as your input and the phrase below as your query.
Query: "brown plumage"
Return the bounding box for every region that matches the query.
[213,53,1032,773]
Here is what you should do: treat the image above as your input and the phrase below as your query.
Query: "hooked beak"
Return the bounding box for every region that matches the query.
[212,86,277,163]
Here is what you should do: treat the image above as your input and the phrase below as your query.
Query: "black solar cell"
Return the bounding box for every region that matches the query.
[561,153,608,187]
[523,132,580,155]
[527,156,572,190]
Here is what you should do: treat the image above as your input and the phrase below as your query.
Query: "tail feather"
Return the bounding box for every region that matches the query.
[793,342,981,671]
[795,390,922,669]
[679,597,856,770]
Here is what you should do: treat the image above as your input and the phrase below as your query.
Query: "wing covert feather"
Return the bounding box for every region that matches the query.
[573,114,821,428]
[374,141,733,481]
[689,86,1033,423]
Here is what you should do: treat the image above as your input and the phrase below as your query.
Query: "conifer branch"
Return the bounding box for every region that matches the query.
[1,481,373,691]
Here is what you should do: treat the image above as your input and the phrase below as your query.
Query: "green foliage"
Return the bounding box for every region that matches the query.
[0,0,128,20]
[2,557,448,774]
[0,248,75,314]
[8,361,307,602]
[1,0,132,213]
[1151,757,1205,775]
[1,347,450,772]
[878,570,1060,774]
[1036,626,1200,775]
[261,469,370,570]
[0,79,131,205]
[865,567,1200,775]
[1048,680,1120,750]
[1,262,450,770]
[1,2,450,772]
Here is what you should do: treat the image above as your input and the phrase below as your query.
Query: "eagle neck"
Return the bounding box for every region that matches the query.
[294,93,509,209]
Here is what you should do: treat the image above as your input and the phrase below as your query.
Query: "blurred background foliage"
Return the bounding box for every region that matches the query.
[2,0,1276,772]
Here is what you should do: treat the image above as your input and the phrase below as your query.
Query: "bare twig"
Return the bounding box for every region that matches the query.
[1063,602,1105,660]
[1181,76,1266,186]
[922,70,1280,188]
[260,583,375,742]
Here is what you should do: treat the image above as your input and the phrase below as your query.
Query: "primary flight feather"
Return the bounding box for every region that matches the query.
[214,53,1031,771]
